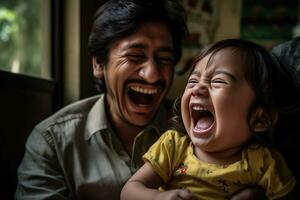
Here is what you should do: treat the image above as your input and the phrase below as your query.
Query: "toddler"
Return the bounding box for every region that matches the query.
[121,39,296,200]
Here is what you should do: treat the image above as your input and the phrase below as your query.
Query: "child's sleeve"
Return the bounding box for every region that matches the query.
[257,147,296,199]
[142,130,183,182]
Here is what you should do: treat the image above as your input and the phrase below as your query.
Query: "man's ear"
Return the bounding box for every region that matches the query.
[250,107,278,132]
[92,56,104,79]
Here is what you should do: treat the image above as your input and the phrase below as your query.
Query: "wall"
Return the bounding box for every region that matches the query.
[64,0,80,105]
[64,0,105,105]
[167,0,242,100]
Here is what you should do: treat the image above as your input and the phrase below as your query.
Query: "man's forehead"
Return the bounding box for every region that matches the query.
[116,37,173,54]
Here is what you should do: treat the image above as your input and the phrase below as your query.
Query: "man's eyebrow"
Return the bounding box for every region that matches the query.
[213,69,237,81]
[121,43,147,51]
[121,43,173,53]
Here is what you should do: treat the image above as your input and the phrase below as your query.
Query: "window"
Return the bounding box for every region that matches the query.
[0,0,63,199]
[241,0,298,50]
[0,0,51,79]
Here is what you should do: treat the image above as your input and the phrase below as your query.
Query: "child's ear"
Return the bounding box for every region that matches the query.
[92,56,104,79]
[250,107,278,132]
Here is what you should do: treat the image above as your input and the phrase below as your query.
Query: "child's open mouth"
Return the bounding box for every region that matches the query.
[191,105,215,135]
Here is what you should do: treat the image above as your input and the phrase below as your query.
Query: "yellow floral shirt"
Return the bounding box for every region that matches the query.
[143,130,296,200]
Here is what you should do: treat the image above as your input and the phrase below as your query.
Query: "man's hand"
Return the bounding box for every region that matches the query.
[230,187,266,200]
[156,189,196,200]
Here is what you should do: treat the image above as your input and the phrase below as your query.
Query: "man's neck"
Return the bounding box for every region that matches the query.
[114,120,145,154]
[106,105,146,153]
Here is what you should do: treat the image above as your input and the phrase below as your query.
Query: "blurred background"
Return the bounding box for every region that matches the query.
[0,0,299,199]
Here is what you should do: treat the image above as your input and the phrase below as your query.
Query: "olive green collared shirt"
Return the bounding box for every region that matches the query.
[15,94,171,200]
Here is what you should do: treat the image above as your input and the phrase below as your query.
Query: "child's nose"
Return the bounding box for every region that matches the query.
[192,82,209,97]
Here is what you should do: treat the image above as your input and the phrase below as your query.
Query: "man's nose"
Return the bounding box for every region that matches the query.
[138,59,161,83]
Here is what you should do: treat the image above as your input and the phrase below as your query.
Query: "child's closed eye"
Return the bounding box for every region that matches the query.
[211,78,227,84]
[187,78,198,84]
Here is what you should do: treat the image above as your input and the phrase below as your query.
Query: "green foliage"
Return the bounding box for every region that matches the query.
[0,0,43,77]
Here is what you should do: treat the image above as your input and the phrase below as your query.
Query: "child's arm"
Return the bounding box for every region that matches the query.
[120,162,195,200]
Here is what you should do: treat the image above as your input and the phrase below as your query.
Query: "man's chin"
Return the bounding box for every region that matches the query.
[125,95,162,126]
[127,112,155,127]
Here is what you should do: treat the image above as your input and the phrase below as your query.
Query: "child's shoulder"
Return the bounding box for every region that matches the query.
[244,144,287,170]
[159,130,190,146]
[245,145,296,198]
[162,129,188,140]
[246,144,282,158]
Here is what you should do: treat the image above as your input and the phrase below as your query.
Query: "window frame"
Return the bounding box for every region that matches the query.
[0,0,64,111]
[0,0,64,199]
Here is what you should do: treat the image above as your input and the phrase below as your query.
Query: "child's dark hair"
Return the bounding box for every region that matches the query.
[170,39,300,145]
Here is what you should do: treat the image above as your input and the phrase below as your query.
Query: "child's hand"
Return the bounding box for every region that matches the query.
[156,189,196,200]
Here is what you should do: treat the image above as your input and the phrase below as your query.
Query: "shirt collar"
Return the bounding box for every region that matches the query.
[84,94,107,140]
[147,101,170,136]
[84,94,170,140]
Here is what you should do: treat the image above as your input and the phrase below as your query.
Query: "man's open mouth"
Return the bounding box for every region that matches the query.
[128,86,159,105]
[191,105,215,131]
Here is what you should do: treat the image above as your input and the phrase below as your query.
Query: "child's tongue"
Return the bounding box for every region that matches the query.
[195,116,214,130]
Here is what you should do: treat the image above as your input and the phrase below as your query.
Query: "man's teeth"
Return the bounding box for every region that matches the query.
[130,86,158,94]
[192,105,207,111]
